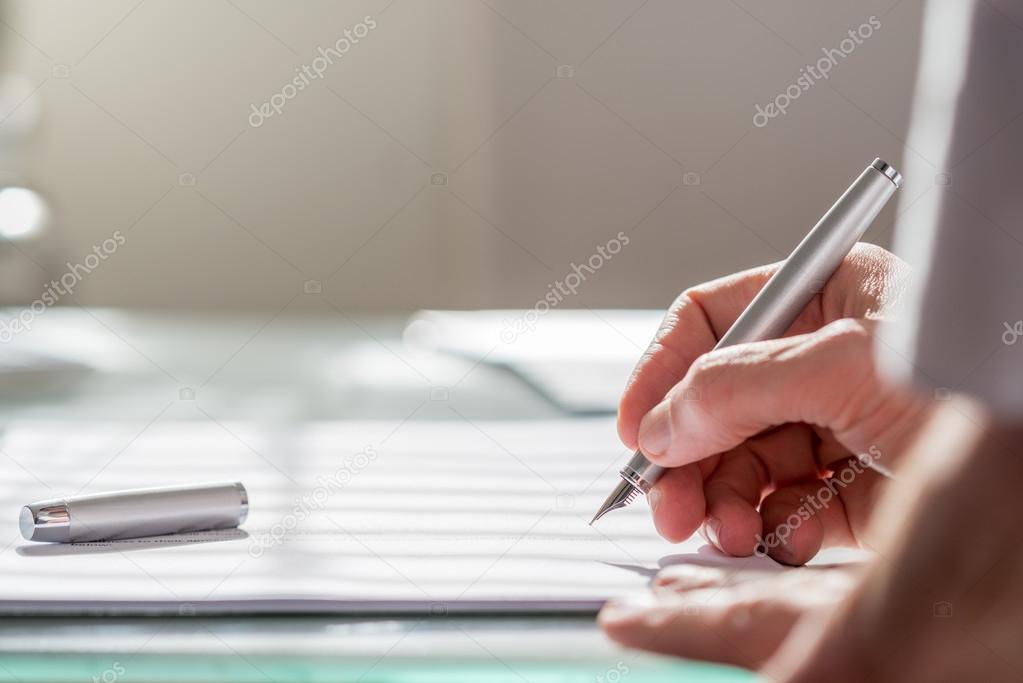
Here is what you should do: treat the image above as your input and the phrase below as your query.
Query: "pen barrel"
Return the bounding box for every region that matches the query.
[21,482,248,543]
[622,159,900,492]
[717,158,899,347]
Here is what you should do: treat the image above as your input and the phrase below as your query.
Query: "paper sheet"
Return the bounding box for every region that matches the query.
[0,419,803,615]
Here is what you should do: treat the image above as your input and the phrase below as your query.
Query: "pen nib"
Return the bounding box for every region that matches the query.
[589,480,640,525]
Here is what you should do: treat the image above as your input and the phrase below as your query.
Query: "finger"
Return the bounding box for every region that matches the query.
[601,568,857,668]
[638,318,879,468]
[599,589,786,668]
[758,457,887,565]
[823,242,913,321]
[770,404,1023,683]
[617,263,778,450]
[700,446,767,557]
[821,455,890,552]
[758,483,834,566]
[653,564,731,594]
[700,424,822,556]
[648,464,706,543]
[618,243,910,453]
[746,423,821,488]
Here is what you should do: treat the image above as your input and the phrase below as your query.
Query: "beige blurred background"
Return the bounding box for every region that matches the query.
[0,0,928,311]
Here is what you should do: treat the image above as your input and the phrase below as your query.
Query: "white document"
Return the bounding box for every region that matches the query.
[0,419,819,615]
[403,310,664,413]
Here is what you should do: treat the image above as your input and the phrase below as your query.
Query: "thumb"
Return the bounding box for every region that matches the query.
[637,318,880,468]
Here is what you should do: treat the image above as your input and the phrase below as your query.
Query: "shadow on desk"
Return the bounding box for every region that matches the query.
[16,528,249,556]
[604,544,791,586]
[605,542,865,589]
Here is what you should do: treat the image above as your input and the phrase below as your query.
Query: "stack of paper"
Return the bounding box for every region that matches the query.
[0,418,794,615]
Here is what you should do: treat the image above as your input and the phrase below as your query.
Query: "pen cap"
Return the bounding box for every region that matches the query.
[20,500,71,542]
[20,482,248,543]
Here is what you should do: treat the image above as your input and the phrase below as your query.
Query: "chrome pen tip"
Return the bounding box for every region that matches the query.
[589,480,640,525]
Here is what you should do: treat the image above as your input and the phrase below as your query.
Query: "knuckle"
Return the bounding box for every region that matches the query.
[814,318,871,349]
[807,320,885,431]
[676,287,699,307]
[844,242,897,275]
[680,347,750,410]
[686,351,726,383]
[630,343,665,380]
[832,244,912,315]
[661,384,710,443]
[658,386,691,435]
[810,320,876,382]
[679,356,718,402]
[672,370,723,426]
[848,241,889,261]
[665,288,698,324]
[644,290,697,353]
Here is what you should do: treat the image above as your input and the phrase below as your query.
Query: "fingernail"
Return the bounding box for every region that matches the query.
[704,517,722,548]
[647,487,662,512]
[638,400,671,456]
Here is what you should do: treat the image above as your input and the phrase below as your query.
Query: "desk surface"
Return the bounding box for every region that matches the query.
[0,308,752,682]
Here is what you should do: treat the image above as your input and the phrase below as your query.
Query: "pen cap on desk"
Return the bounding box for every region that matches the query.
[20,481,248,543]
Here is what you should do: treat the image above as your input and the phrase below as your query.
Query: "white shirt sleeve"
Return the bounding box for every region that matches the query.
[879,0,1023,417]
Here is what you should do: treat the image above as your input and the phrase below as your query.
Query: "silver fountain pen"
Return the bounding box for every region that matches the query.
[591,158,903,524]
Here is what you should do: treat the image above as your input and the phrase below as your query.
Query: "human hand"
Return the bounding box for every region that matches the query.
[769,402,1023,682]
[618,243,933,564]
[599,563,858,670]
[603,385,1023,679]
